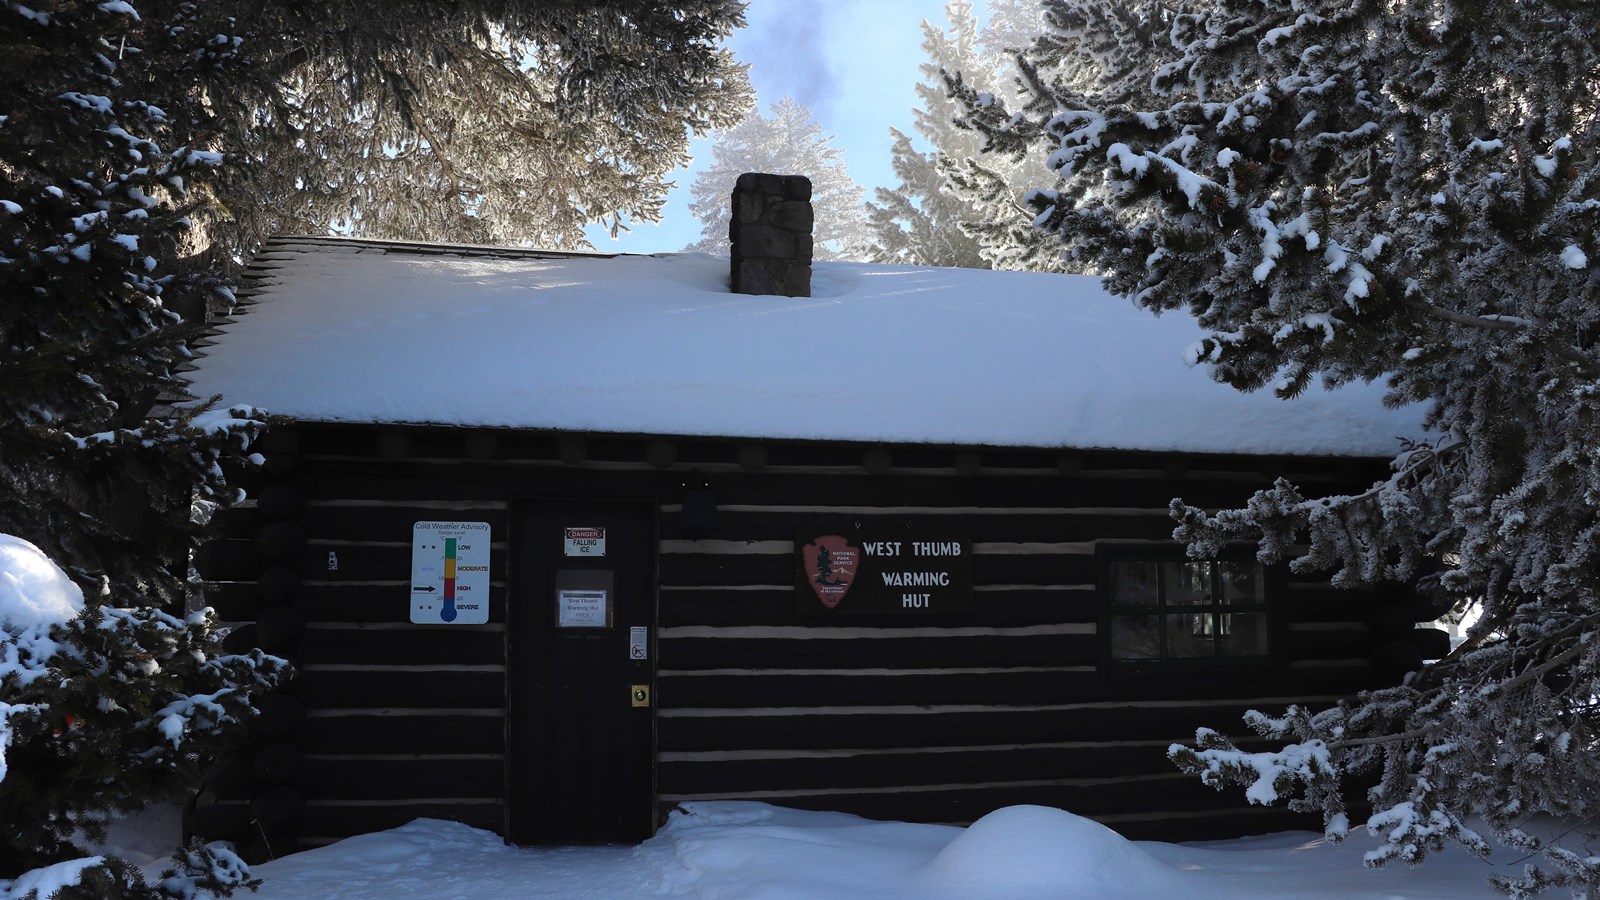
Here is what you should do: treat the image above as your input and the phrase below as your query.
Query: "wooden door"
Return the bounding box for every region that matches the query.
[507,500,656,844]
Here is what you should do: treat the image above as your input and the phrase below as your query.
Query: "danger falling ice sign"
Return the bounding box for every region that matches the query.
[796,531,971,617]
[411,521,491,624]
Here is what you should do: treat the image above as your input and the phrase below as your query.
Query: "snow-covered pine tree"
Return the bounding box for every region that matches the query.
[686,96,871,261]
[942,0,1176,273]
[862,0,992,269]
[864,0,1060,271]
[954,0,1600,892]
[867,126,988,269]
[0,2,285,895]
[190,0,752,261]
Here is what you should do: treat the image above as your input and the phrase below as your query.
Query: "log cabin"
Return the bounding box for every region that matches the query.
[183,175,1444,859]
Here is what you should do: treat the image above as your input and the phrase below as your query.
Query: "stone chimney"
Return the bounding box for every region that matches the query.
[729,172,812,297]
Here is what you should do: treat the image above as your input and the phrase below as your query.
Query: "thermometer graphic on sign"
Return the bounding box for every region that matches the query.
[440,537,458,622]
[411,522,490,625]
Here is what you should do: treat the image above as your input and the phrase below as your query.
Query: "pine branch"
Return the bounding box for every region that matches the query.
[1417,301,1531,332]
[963,1,1600,887]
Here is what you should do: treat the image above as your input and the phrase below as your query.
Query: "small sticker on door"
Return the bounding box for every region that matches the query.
[564,527,606,557]
[628,626,648,660]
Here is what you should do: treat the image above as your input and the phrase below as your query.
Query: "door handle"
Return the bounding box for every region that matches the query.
[630,684,651,708]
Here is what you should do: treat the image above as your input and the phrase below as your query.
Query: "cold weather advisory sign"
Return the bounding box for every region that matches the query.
[411,521,491,624]
[796,531,971,617]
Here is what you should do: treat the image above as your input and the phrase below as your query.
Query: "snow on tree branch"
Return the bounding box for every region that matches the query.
[2,3,285,894]
[960,0,1600,892]
[685,96,870,261]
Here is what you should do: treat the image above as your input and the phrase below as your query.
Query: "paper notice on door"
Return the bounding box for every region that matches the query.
[628,626,648,660]
[557,589,609,628]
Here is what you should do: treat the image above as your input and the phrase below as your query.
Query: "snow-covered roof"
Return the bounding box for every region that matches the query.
[185,237,1425,457]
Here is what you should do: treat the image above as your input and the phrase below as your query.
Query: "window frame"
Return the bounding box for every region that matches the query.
[1096,545,1281,672]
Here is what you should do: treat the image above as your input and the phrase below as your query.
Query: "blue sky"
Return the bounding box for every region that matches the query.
[583,0,969,254]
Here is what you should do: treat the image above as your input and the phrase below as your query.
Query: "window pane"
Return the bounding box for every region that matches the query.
[1163,561,1214,606]
[1218,613,1269,655]
[1107,562,1159,607]
[1165,613,1214,657]
[1219,561,1264,605]
[1110,615,1161,659]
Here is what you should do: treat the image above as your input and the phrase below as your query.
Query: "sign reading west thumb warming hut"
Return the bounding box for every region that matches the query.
[797,531,971,617]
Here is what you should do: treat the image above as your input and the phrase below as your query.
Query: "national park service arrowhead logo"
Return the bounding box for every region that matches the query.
[801,535,860,610]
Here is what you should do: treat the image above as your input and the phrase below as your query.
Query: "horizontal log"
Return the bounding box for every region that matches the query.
[251,786,307,830]
[210,505,262,539]
[254,743,304,785]
[252,422,300,454]
[655,667,1367,709]
[1284,623,1372,659]
[195,538,260,581]
[658,772,1272,824]
[662,539,1160,556]
[201,757,255,801]
[298,801,504,842]
[657,741,1226,795]
[298,626,506,667]
[650,799,1324,843]
[656,700,1319,753]
[256,484,306,521]
[220,461,269,496]
[296,713,505,755]
[658,633,1099,670]
[259,566,302,605]
[300,503,510,544]
[262,449,300,475]
[662,510,1179,545]
[1367,603,1421,637]
[296,757,504,801]
[1278,583,1391,622]
[291,583,508,624]
[297,543,508,584]
[257,606,306,654]
[221,623,259,654]
[250,693,307,740]
[287,422,1387,481]
[1372,640,1423,677]
[658,624,1093,640]
[259,461,1376,573]
[257,521,307,562]
[285,668,505,709]
[203,582,263,621]
[277,463,1289,515]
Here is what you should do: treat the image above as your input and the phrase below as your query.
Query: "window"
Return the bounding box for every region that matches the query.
[1103,552,1271,664]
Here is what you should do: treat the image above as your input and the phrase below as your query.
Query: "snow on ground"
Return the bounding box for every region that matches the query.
[0,533,83,783]
[0,533,83,631]
[98,802,186,870]
[242,801,1521,899]
[185,242,1426,457]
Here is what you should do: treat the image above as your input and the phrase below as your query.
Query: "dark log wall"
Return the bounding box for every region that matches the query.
[193,423,1444,856]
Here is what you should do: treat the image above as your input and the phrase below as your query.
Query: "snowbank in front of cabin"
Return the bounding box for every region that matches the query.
[242,801,1530,899]
[915,805,1196,898]
[186,246,1426,457]
[0,533,83,632]
[648,802,954,898]
[0,534,82,783]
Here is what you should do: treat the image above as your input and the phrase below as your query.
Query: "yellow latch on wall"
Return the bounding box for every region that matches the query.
[630,684,651,708]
